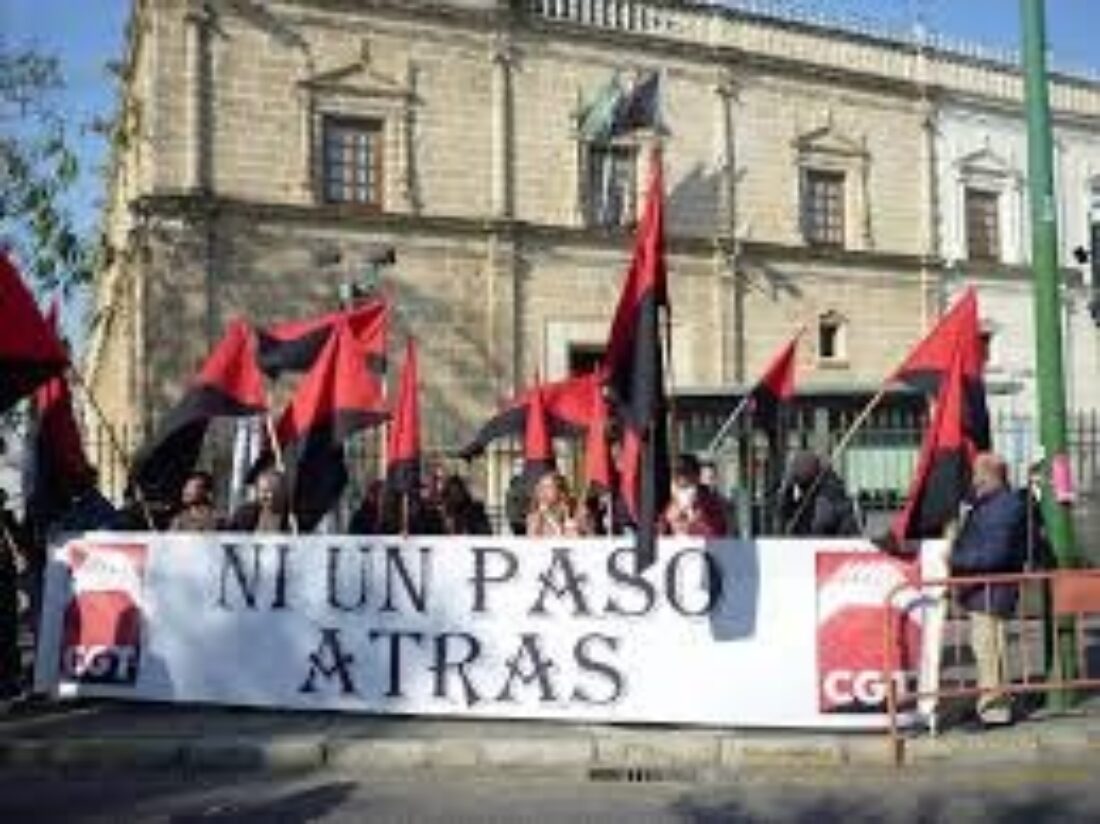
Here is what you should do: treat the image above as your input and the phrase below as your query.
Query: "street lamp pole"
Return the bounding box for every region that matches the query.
[1021,0,1081,701]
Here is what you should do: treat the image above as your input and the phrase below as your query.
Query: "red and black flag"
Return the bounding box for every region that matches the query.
[523,380,556,483]
[459,370,607,459]
[888,345,974,546]
[257,297,389,377]
[27,301,93,526]
[749,333,800,433]
[0,251,68,413]
[894,288,990,450]
[132,319,268,501]
[275,322,388,530]
[603,152,670,568]
[385,338,421,496]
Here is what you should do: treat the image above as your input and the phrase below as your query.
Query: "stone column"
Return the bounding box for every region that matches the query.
[490,34,515,219]
[184,0,211,193]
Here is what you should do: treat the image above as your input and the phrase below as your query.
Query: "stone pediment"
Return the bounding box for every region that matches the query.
[301,41,412,101]
[956,145,1015,178]
[793,123,867,158]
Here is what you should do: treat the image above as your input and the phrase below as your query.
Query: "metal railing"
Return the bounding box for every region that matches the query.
[882,568,1100,766]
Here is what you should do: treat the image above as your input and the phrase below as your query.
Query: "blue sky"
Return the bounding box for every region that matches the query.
[2,0,1097,310]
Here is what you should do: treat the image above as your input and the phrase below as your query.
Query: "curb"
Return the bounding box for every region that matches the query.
[3,725,1100,776]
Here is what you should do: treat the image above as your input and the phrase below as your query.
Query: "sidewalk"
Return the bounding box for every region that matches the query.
[3,701,1100,776]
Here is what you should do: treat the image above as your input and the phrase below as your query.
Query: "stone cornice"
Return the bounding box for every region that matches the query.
[130,191,936,273]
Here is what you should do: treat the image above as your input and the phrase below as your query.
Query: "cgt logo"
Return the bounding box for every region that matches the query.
[821,669,915,708]
[60,544,148,687]
[62,645,140,684]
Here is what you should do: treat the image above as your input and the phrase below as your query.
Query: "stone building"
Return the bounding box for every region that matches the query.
[87,0,1100,502]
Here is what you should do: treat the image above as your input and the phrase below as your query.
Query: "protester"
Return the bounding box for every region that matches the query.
[169,471,224,532]
[504,460,530,536]
[581,488,611,536]
[526,471,589,537]
[778,450,860,537]
[349,480,384,535]
[438,475,491,536]
[950,452,1027,727]
[0,489,25,700]
[662,453,730,537]
[228,469,292,533]
[377,487,442,535]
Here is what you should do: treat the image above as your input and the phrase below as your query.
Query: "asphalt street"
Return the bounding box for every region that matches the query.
[2,761,1100,823]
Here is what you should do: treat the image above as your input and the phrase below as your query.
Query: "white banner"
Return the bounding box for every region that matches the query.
[33,534,939,729]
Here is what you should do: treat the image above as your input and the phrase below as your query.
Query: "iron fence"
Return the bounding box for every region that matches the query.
[8,403,1099,545]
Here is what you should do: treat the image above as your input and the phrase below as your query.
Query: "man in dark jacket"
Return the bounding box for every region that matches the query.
[779,451,860,537]
[951,452,1026,726]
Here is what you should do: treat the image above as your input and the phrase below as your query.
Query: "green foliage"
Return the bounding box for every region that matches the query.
[0,40,93,292]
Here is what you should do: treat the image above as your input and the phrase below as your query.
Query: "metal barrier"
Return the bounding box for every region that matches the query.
[882,569,1100,766]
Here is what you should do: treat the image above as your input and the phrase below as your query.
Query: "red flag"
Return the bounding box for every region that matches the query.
[28,301,93,525]
[132,319,268,500]
[385,338,421,496]
[602,153,670,568]
[258,297,389,377]
[523,380,555,482]
[889,345,974,545]
[460,370,606,459]
[582,399,614,491]
[0,251,68,412]
[894,288,990,449]
[749,333,800,432]
[276,322,388,529]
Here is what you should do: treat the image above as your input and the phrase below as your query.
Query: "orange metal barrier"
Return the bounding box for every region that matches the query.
[882,569,1100,766]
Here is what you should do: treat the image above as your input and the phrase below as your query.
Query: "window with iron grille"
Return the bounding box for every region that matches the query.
[585,144,637,228]
[321,117,384,208]
[965,188,1000,262]
[802,169,846,247]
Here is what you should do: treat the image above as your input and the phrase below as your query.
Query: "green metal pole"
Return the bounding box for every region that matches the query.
[1021,0,1081,704]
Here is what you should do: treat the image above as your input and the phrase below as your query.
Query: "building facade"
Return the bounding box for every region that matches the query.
[87,0,1100,501]
[936,103,1100,420]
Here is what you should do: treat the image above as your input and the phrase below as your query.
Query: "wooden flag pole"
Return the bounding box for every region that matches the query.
[781,385,890,535]
[264,414,299,536]
[66,364,157,531]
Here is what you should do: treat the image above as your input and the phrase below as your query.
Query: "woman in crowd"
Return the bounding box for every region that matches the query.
[526,471,589,537]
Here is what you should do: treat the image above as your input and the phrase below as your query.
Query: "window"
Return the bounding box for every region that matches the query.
[818,313,847,363]
[322,117,384,207]
[802,170,846,247]
[965,188,1000,262]
[568,344,605,377]
[584,144,637,228]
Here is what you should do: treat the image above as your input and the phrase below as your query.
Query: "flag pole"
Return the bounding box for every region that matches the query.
[781,385,889,535]
[706,393,753,457]
[264,414,299,536]
[65,365,157,531]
